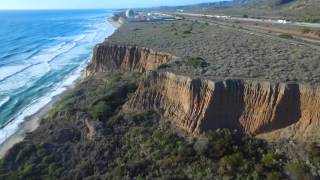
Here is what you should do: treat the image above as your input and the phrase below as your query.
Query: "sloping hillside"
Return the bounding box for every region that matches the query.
[280,0,320,22]
[180,0,320,22]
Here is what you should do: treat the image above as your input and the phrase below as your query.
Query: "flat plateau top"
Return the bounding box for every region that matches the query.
[108,19,320,85]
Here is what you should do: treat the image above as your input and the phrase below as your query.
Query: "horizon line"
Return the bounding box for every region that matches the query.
[0,1,224,11]
[0,8,122,11]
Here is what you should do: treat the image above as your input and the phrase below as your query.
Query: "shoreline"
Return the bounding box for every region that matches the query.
[0,76,81,158]
[0,16,120,159]
[108,17,123,29]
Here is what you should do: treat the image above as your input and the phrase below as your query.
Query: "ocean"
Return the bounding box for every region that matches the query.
[0,10,115,144]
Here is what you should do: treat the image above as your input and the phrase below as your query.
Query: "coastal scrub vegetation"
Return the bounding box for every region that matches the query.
[184,56,209,68]
[0,72,319,179]
[278,33,294,39]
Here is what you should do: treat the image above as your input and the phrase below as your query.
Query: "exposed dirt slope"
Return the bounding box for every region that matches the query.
[88,43,174,74]
[124,72,320,141]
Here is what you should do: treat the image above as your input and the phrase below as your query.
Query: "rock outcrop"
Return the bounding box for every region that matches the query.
[124,72,320,141]
[87,43,174,74]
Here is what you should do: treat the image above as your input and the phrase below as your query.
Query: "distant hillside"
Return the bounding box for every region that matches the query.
[279,0,320,22]
[222,0,320,22]
[156,0,320,22]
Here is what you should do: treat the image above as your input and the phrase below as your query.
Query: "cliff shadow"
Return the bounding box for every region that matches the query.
[199,81,301,135]
[200,80,245,132]
[256,83,301,134]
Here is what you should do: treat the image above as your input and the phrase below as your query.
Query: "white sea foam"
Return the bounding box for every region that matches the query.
[0,12,116,146]
[0,94,52,144]
[47,42,67,52]
[0,63,50,93]
[0,60,85,144]
[0,96,10,108]
[54,34,86,42]
[30,41,76,64]
[74,34,87,42]
[0,65,30,82]
[0,41,76,84]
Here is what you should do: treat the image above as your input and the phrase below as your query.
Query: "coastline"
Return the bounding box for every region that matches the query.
[108,17,123,29]
[0,17,121,159]
[0,76,81,158]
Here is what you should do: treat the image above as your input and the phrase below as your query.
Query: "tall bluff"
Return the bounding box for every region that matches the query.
[87,43,174,74]
[124,72,320,141]
[88,43,320,141]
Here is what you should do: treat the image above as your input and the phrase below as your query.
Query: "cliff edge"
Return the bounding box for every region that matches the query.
[87,43,174,75]
[89,43,320,142]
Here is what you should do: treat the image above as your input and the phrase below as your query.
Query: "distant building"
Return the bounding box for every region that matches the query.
[277,19,287,24]
[125,9,135,18]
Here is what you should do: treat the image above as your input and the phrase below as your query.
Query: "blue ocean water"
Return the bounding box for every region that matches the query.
[0,10,115,144]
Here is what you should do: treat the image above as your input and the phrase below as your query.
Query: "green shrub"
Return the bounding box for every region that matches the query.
[262,151,276,169]
[127,82,138,93]
[241,137,265,158]
[15,143,35,163]
[130,110,155,125]
[205,129,233,159]
[90,101,112,119]
[48,163,63,178]
[220,152,242,172]
[286,160,312,180]
[127,159,150,176]
[158,63,170,69]
[47,90,79,120]
[279,33,293,39]
[18,164,37,178]
[251,170,260,180]
[185,56,209,68]
[193,137,209,154]
[183,30,192,34]
[113,164,127,176]
[306,143,320,166]
[266,171,281,180]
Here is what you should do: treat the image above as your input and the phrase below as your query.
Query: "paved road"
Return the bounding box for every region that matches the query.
[175,12,320,29]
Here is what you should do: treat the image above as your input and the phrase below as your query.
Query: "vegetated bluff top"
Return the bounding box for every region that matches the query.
[107,19,320,85]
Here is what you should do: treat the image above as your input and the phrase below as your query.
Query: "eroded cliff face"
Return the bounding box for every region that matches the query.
[124,72,320,140]
[89,43,320,141]
[88,43,174,74]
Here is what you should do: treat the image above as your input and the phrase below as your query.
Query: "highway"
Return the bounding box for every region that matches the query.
[175,12,320,29]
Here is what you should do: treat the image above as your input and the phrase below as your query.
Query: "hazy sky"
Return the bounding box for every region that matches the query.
[0,0,224,9]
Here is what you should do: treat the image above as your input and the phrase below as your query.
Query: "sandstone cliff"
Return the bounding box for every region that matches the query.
[87,43,174,74]
[89,43,320,141]
[124,72,320,141]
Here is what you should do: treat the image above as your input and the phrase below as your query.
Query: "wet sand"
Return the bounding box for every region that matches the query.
[0,84,75,158]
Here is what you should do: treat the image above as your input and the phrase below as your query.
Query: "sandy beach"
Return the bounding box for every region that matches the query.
[108,17,123,29]
[0,99,53,158]
[0,76,82,158]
